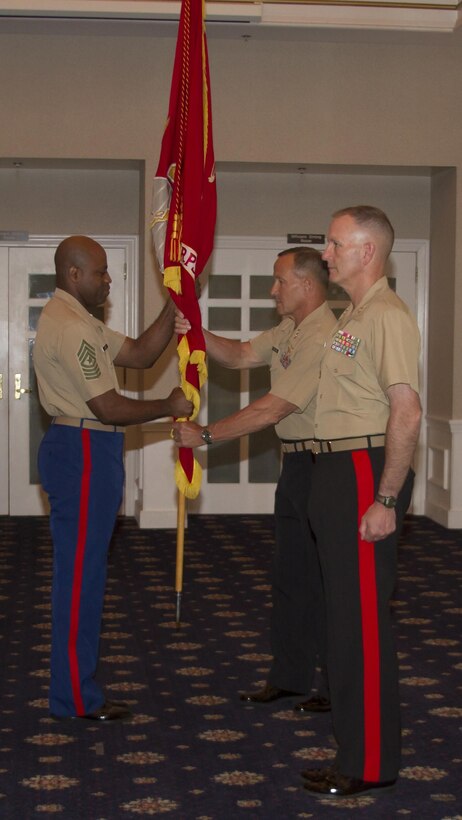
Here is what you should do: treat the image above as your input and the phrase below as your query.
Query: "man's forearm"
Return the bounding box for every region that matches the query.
[87,394,172,425]
[208,394,296,442]
[172,394,297,448]
[115,300,175,369]
[87,386,190,426]
[359,384,421,543]
[133,299,176,367]
[378,387,422,497]
[203,329,261,369]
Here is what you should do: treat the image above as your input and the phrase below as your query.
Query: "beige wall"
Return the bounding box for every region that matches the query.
[0,167,140,235]
[0,24,461,415]
[210,38,460,165]
[216,170,431,238]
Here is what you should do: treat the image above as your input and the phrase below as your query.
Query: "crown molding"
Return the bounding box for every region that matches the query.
[0,0,460,34]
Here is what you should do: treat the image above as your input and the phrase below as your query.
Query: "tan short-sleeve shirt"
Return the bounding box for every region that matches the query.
[33,288,126,418]
[250,302,336,440]
[314,277,420,439]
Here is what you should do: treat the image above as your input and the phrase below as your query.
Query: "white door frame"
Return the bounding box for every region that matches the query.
[0,248,8,514]
[390,239,429,515]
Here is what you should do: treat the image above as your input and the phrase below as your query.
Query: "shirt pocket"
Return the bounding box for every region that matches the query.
[327,351,357,378]
[324,351,361,411]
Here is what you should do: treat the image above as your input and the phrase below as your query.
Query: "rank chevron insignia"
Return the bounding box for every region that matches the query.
[77,339,101,380]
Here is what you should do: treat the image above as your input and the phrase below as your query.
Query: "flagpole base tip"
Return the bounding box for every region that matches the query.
[175,591,182,629]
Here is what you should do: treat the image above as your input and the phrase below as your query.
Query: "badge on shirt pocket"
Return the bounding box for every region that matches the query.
[331,329,361,358]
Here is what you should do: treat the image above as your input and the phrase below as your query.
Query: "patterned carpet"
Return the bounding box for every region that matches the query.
[0,514,461,819]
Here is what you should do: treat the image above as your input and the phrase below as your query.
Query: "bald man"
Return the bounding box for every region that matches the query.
[34,235,192,721]
[301,207,422,799]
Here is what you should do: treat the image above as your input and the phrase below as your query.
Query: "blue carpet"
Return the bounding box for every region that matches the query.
[0,514,461,818]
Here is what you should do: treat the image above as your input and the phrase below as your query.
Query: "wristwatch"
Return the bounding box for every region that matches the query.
[375,492,397,509]
[200,428,213,445]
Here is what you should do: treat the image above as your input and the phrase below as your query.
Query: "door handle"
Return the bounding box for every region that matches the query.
[14,373,33,400]
[0,373,2,400]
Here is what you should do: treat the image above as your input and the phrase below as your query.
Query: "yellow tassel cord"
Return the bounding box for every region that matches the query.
[175,456,202,499]
[201,5,209,165]
[169,212,183,262]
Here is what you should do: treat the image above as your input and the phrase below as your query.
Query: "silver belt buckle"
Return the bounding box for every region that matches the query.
[311,440,321,456]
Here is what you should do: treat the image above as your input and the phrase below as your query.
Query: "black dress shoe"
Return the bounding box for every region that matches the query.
[294,695,331,713]
[239,684,302,704]
[303,771,396,797]
[51,701,132,722]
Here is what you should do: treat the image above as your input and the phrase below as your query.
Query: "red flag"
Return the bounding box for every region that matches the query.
[151,0,216,499]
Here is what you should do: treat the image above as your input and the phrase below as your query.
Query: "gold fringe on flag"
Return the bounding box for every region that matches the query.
[189,349,207,388]
[180,378,201,420]
[163,265,182,294]
[177,337,207,388]
[177,334,190,375]
[174,456,202,499]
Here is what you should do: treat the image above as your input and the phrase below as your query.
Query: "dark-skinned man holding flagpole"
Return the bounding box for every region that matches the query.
[34,235,192,722]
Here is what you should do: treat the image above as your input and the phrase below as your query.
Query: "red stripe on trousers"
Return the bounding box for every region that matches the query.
[68,429,92,716]
[351,450,381,782]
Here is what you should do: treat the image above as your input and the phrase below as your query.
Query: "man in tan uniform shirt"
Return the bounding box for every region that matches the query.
[172,247,336,711]
[301,207,422,799]
[34,235,192,721]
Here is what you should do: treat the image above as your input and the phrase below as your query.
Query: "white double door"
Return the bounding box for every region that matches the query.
[0,237,137,515]
[0,235,428,519]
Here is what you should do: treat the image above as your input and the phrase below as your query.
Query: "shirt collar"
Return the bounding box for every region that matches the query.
[339,276,389,323]
[294,301,332,332]
[54,287,94,321]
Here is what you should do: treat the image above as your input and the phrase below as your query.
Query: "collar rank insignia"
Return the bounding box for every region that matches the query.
[331,329,361,358]
[77,339,102,380]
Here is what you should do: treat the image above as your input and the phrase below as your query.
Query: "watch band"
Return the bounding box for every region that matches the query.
[375,492,397,509]
[200,428,213,445]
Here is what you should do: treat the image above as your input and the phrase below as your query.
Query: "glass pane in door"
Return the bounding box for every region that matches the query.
[29,273,56,299]
[207,359,240,483]
[248,367,280,483]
